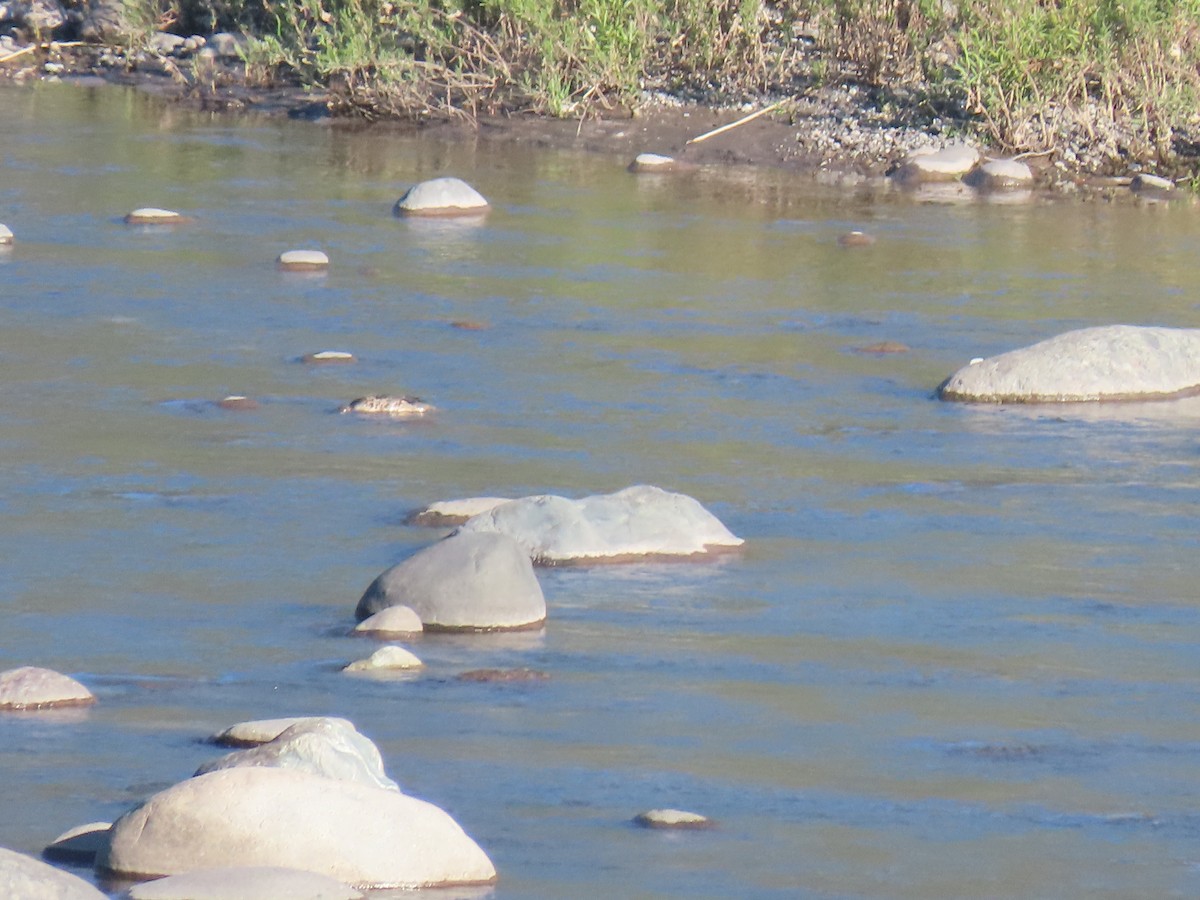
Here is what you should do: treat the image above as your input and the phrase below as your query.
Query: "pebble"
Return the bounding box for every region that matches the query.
[0,665,95,710]
[124,207,186,225]
[633,808,714,830]
[338,395,434,416]
[343,645,424,673]
[277,249,329,271]
[301,350,354,364]
[216,395,258,411]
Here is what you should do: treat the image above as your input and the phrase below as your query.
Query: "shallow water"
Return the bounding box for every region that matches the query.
[2,82,1200,899]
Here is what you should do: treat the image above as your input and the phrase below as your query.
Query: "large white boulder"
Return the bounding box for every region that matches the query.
[0,846,106,899]
[393,177,489,217]
[98,768,496,889]
[196,718,399,792]
[0,666,95,710]
[453,485,743,564]
[212,717,354,747]
[127,865,363,900]
[940,325,1200,402]
[355,532,546,631]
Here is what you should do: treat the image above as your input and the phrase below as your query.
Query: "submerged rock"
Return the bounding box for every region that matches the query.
[277,249,329,271]
[216,396,258,411]
[940,325,1200,402]
[855,340,910,354]
[356,532,546,631]
[127,866,363,900]
[837,230,875,247]
[633,809,714,830]
[338,395,434,416]
[196,718,399,792]
[453,485,744,564]
[409,497,512,527]
[891,144,980,183]
[0,666,95,710]
[43,822,112,864]
[457,668,548,683]
[98,767,496,888]
[353,605,424,636]
[393,177,489,217]
[123,208,187,225]
[0,846,106,899]
[301,350,354,364]
[627,153,682,173]
[343,645,424,674]
[212,716,356,748]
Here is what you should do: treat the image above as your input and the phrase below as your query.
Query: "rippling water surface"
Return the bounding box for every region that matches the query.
[3,83,1200,899]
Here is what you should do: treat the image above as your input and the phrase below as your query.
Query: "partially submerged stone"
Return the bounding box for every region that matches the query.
[128,866,363,900]
[124,208,187,225]
[197,718,399,792]
[353,605,424,636]
[964,157,1034,191]
[0,846,106,899]
[940,325,1200,402]
[98,767,496,889]
[633,809,714,830]
[301,350,355,364]
[356,532,546,631]
[453,485,744,564]
[409,497,512,527]
[338,395,434,416]
[216,396,258,411]
[891,144,980,183]
[627,153,681,173]
[855,340,910,354]
[837,230,875,247]
[450,320,488,331]
[394,177,489,217]
[1130,173,1176,199]
[457,668,549,683]
[44,822,112,864]
[0,224,12,245]
[277,249,329,272]
[0,666,95,710]
[343,645,424,674]
[212,716,356,748]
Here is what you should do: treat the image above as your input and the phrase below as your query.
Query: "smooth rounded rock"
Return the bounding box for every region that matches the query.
[44,822,111,864]
[892,143,980,183]
[0,666,94,710]
[197,718,398,792]
[409,497,512,527]
[940,325,1200,402]
[633,809,713,830]
[216,396,257,411]
[453,485,744,564]
[627,153,680,173]
[837,230,875,247]
[212,717,356,748]
[124,208,186,225]
[338,395,434,416]
[277,250,329,271]
[965,158,1034,190]
[356,532,546,631]
[98,768,496,888]
[128,866,363,900]
[353,605,424,636]
[0,224,12,245]
[343,645,424,674]
[0,846,106,899]
[300,350,354,364]
[393,177,489,217]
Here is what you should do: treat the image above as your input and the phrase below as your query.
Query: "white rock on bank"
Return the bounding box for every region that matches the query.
[393,177,489,217]
[633,808,714,830]
[1131,173,1176,198]
[277,249,329,271]
[628,153,680,173]
[196,718,399,792]
[353,605,424,636]
[98,767,496,889]
[0,666,95,710]
[212,716,356,747]
[0,223,12,244]
[892,143,980,183]
[965,157,1034,190]
[343,645,424,674]
[128,865,363,900]
[940,325,1200,402]
[357,532,546,630]
[409,497,512,526]
[453,484,744,564]
[43,822,112,864]
[123,208,186,225]
[0,846,106,899]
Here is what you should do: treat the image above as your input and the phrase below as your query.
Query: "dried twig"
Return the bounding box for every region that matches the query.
[685,98,788,145]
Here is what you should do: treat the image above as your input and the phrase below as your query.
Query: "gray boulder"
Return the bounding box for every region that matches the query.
[356,532,546,631]
[0,847,106,899]
[353,605,423,636]
[98,768,496,889]
[128,865,363,900]
[196,718,399,792]
[0,666,94,710]
[393,177,489,217]
[965,158,1034,190]
[891,143,980,183]
[43,822,111,864]
[940,325,1200,402]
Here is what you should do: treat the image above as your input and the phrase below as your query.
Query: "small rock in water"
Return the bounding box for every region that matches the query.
[353,605,424,636]
[213,716,356,747]
[964,158,1034,191]
[0,665,95,710]
[216,395,258,411]
[338,395,434,416]
[343,645,424,674]
[891,143,980,183]
[127,865,363,900]
[837,230,875,247]
[0,223,13,244]
[450,320,488,331]
[123,207,187,225]
[0,847,106,899]
[43,822,112,864]
[855,340,910,354]
[277,249,329,272]
[394,177,489,217]
[1130,173,1176,199]
[627,152,681,173]
[409,497,512,527]
[457,668,549,683]
[301,350,355,364]
[633,808,714,830]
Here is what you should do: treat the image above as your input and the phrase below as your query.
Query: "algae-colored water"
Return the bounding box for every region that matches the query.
[2,81,1200,898]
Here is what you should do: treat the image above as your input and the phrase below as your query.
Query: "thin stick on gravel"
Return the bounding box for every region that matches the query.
[685,99,788,146]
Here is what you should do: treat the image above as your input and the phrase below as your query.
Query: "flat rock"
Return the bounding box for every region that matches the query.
[393,177,489,217]
[0,666,95,710]
[0,223,12,244]
[965,158,1034,190]
[855,340,910,354]
[301,350,354,364]
[212,716,357,748]
[196,718,398,792]
[0,846,106,899]
[409,497,512,526]
[1131,173,1176,198]
[633,809,713,830]
[124,208,186,225]
[128,866,363,900]
[353,605,423,636]
[892,144,980,183]
[338,395,434,416]
[216,396,257,411]
[453,484,744,564]
[837,230,875,247]
[43,822,111,864]
[343,645,424,674]
[940,325,1200,402]
[277,250,329,271]
[627,153,681,173]
[98,768,496,889]
[356,532,546,631]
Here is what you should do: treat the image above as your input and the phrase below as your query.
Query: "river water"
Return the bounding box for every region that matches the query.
[2,82,1199,899]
